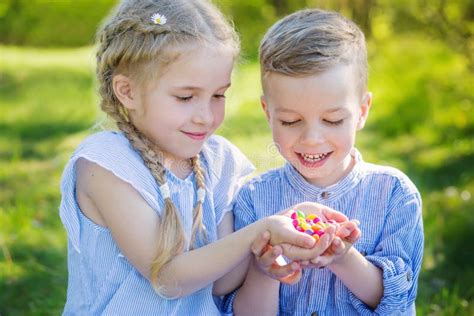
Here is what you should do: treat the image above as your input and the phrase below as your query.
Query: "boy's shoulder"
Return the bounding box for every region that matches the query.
[240,166,285,192]
[360,161,419,196]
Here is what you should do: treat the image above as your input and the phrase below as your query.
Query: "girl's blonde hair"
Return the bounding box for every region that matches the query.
[95,0,239,293]
[260,9,367,96]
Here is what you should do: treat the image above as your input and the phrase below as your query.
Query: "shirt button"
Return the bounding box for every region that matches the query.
[406,272,412,281]
[311,312,318,316]
[321,191,329,199]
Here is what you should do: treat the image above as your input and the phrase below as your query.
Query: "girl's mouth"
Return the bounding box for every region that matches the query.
[182,131,207,140]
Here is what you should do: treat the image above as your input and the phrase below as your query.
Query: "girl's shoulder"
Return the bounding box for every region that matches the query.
[201,135,254,179]
[75,131,132,155]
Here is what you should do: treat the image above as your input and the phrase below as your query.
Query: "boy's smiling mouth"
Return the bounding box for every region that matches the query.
[296,151,332,167]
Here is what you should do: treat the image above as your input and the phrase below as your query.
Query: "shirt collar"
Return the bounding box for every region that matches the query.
[283,148,364,201]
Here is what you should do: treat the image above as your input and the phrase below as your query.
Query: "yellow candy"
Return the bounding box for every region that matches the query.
[311,224,323,231]
[307,214,317,220]
[301,223,311,231]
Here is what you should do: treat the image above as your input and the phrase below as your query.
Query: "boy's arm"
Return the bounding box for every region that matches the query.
[328,246,383,308]
[329,192,424,313]
[233,232,282,316]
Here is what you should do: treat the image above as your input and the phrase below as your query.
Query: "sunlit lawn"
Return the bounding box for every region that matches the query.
[1,35,473,315]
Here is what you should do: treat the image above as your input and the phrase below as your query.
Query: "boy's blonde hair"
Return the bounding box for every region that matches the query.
[95,0,239,294]
[260,9,367,95]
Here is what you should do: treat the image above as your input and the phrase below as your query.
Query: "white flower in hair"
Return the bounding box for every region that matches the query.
[151,12,167,25]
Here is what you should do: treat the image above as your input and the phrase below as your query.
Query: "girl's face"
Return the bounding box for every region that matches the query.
[262,64,371,187]
[125,46,234,168]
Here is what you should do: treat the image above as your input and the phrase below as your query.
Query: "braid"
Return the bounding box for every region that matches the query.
[190,156,207,247]
[115,119,187,288]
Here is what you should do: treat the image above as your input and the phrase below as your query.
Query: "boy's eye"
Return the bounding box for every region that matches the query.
[324,119,344,126]
[213,94,226,99]
[176,95,193,102]
[280,120,300,126]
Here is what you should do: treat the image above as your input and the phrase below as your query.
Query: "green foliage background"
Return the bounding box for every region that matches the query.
[1,0,473,315]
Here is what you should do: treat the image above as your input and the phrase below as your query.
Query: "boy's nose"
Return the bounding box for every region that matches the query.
[301,126,325,145]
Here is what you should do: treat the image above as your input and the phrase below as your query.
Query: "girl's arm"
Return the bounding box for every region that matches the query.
[212,212,252,296]
[76,159,315,298]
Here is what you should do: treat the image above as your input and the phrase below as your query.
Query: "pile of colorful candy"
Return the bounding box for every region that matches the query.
[290,210,333,241]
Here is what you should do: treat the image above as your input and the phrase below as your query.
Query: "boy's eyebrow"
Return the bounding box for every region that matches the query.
[275,108,297,113]
[325,107,348,113]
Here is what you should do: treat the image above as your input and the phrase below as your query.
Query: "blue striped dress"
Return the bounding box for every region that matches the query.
[59,131,254,315]
[227,149,424,315]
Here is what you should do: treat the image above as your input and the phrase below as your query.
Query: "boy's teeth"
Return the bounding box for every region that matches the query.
[301,153,327,162]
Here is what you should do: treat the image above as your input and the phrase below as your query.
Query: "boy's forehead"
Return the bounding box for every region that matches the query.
[263,65,361,99]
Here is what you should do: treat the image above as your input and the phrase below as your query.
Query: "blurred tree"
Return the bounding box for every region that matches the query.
[0,0,471,66]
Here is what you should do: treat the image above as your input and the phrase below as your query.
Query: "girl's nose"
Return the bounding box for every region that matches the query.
[192,102,213,125]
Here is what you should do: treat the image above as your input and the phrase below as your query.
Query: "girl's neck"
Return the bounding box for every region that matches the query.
[163,157,193,180]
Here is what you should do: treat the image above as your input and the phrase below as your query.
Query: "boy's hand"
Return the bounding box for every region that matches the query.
[251,231,302,284]
[307,220,361,268]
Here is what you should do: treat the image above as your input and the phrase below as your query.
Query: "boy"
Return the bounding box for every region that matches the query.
[229,9,424,315]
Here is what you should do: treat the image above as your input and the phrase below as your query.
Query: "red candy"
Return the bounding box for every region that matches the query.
[290,210,328,241]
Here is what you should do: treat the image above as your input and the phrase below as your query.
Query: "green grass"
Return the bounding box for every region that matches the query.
[1,35,473,315]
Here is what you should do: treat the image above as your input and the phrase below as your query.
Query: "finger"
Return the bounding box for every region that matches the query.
[278,226,316,249]
[270,261,300,279]
[330,237,346,256]
[321,206,348,223]
[279,264,302,284]
[345,227,362,244]
[282,228,335,261]
[258,245,283,268]
[251,230,271,257]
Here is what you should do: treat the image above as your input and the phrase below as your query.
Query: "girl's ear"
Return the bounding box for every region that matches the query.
[356,92,372,130]
[112,74,139,110]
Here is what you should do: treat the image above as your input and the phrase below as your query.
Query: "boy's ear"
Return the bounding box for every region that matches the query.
[356,92,372,130]
[112,74,139,111]
[261,95,271,122]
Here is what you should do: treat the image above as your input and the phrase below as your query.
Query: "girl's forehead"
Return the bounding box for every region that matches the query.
[142,45,235,90]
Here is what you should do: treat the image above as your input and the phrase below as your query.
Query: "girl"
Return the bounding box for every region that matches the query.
[59,1,340,315]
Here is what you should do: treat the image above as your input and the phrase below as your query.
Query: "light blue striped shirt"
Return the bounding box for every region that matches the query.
[59,131,254,315]
[227,149,423,315]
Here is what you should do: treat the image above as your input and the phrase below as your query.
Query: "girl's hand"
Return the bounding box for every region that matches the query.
[251,231,302,284]
[264,215,317,249]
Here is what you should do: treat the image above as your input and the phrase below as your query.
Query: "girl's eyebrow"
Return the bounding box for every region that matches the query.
[174,82,232,91]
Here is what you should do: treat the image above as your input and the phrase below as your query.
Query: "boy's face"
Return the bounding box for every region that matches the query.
[262,64,371,187]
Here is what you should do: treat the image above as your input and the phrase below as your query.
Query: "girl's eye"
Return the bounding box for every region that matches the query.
[280,120,300,126]
[176,95,193,102]
[213,94,226,99]
[324,119,344,126]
